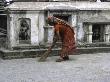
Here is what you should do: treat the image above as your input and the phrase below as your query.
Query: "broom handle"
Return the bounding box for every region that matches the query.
[38,36,57,61]
[48,39,56,52]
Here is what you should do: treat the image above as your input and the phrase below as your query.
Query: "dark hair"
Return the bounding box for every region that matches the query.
[46,16,57,26]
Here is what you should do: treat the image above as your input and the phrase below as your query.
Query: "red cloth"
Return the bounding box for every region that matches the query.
[54,23,76,58]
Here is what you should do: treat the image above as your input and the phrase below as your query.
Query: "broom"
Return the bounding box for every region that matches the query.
[38,46,52,62]
[38,38,57,62]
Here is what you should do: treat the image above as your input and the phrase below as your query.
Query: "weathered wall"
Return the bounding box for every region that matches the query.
[101,10,110,19]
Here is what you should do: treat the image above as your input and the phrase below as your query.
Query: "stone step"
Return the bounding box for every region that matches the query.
[13,45,41,50]
[12,42,110,50]
[0,48,60,59]
[1,47,110,59]
[77,42,110,47]
[12,43,61,50]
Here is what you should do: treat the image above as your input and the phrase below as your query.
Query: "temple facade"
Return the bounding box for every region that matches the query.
[1,0,110,58]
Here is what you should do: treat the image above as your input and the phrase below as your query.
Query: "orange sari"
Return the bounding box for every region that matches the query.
[54,23,76,58]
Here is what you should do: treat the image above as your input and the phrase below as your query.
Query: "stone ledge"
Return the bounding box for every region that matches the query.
[1,47,110,59]
[77,42,110,47]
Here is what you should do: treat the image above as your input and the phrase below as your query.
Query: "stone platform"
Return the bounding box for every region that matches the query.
[0,42,110,59]
[1,46,110,59]
[1,53,110,82]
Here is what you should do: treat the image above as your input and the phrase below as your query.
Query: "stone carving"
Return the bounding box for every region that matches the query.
[19,19,30,41]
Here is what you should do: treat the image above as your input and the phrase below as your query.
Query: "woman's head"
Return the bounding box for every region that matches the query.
[46,16,57,25]
[46,16,67,26]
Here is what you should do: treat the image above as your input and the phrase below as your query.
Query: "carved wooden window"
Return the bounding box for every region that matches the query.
[19,18,31,44]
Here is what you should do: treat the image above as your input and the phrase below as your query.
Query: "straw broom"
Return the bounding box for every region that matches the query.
[38,37,57,62]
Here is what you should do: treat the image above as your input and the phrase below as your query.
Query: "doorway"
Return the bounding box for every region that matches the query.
[0,15,7,48]
[0,15,7,36]
[92,24,104,42]
[53,15,70,23]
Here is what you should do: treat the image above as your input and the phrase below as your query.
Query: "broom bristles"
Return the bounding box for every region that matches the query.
[38,50,51,62]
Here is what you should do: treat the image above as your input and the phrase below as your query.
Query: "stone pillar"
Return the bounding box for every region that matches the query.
[44,26,54,46]
[71,14,77,42]
[7,14,12,49]
[97,0,101,2]
[9,14,17,48]
[87,24,93,43]
[104,25,110,43]
[71,14,77,27]
[38,11,45,45]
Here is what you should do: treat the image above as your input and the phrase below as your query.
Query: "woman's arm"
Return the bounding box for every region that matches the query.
[54,24,61,40]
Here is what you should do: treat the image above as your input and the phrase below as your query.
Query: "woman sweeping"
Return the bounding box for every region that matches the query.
[39,16,76,62]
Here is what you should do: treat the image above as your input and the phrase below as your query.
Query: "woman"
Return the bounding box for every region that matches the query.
[47,16,76,62]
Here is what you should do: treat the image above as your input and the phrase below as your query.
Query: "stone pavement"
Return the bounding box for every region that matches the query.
[0,53,110,82]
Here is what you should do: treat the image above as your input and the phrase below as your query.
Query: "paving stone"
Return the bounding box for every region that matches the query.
[0,53,110,82]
